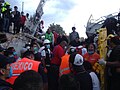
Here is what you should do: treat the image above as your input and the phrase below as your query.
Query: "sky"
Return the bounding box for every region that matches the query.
[6,0,120,38]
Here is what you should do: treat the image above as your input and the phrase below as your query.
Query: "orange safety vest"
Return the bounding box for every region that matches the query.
[6,58,41,84]
[59,54,71,77]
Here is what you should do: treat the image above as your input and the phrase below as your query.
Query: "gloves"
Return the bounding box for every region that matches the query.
[98,59,107,65]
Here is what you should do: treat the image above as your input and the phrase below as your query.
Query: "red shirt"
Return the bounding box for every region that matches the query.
[83,52,100,65]
[51,45,65,66]
[20,15,26,24]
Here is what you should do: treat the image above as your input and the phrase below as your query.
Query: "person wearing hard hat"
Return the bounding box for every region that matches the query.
[2,1,11,33]
[41,39,51,69]
[41,39,52,90]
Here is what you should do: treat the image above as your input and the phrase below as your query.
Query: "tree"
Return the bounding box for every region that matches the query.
[49,23,66,35]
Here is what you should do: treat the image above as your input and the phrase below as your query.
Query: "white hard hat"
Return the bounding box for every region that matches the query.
[77,45,83,49]
[43,39,50,44]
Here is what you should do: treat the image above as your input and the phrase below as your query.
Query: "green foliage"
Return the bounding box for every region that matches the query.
[49,23,66,35]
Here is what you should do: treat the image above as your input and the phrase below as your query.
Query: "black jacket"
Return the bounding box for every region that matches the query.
[0,78,12,90]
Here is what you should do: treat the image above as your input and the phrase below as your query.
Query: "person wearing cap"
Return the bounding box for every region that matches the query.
[59,46,76,77]
[98,36,120,90]
[49,40,67,90]
[12,6,20,34]
[0,54,13,90]
[69,26,79,43]
[76,45,87,56]
[69,53,93,90]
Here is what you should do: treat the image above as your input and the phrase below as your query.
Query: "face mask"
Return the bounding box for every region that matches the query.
[13,52,17,55]
[88,50,94,55]
[34,47,39,54]
[9,55,14,57]
[46,45,50,49]
[8,67,13,78]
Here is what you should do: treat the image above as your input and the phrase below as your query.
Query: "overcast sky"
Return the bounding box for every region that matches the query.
[7,0,120,38]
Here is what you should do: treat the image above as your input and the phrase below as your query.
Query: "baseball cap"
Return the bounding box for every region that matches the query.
[77,45,83,49]
[69,53,84,66]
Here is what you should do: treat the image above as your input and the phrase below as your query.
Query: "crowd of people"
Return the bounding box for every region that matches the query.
[0,23,120,90]
[0,1,28,34]
[0,1,120,90]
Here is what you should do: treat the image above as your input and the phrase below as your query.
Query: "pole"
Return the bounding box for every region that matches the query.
[22,2,24,12]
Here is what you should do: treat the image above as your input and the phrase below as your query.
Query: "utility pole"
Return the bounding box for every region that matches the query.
[22,2,24,12]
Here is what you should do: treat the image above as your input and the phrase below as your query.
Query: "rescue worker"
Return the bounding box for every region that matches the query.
[41,39,51,70]
[59,46,76,77]
[41,39,52,90]
[6,51,48,90]
[0,54,13,90]
[83,43,100,66]
[45,28,54,49]
[76,45,87,56]
[2,2,11,33]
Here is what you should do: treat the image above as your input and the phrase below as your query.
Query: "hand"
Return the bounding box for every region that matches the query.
[44,68,48,73]
[98,59,107,65]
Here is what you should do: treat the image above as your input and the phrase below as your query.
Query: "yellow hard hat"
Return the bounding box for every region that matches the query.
[4,2,10,6]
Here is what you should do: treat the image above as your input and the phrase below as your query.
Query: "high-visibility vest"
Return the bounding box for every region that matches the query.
[59,54,71,77]
[1,7,7,13]
[6,58,41,84]
[45,32,53,43]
